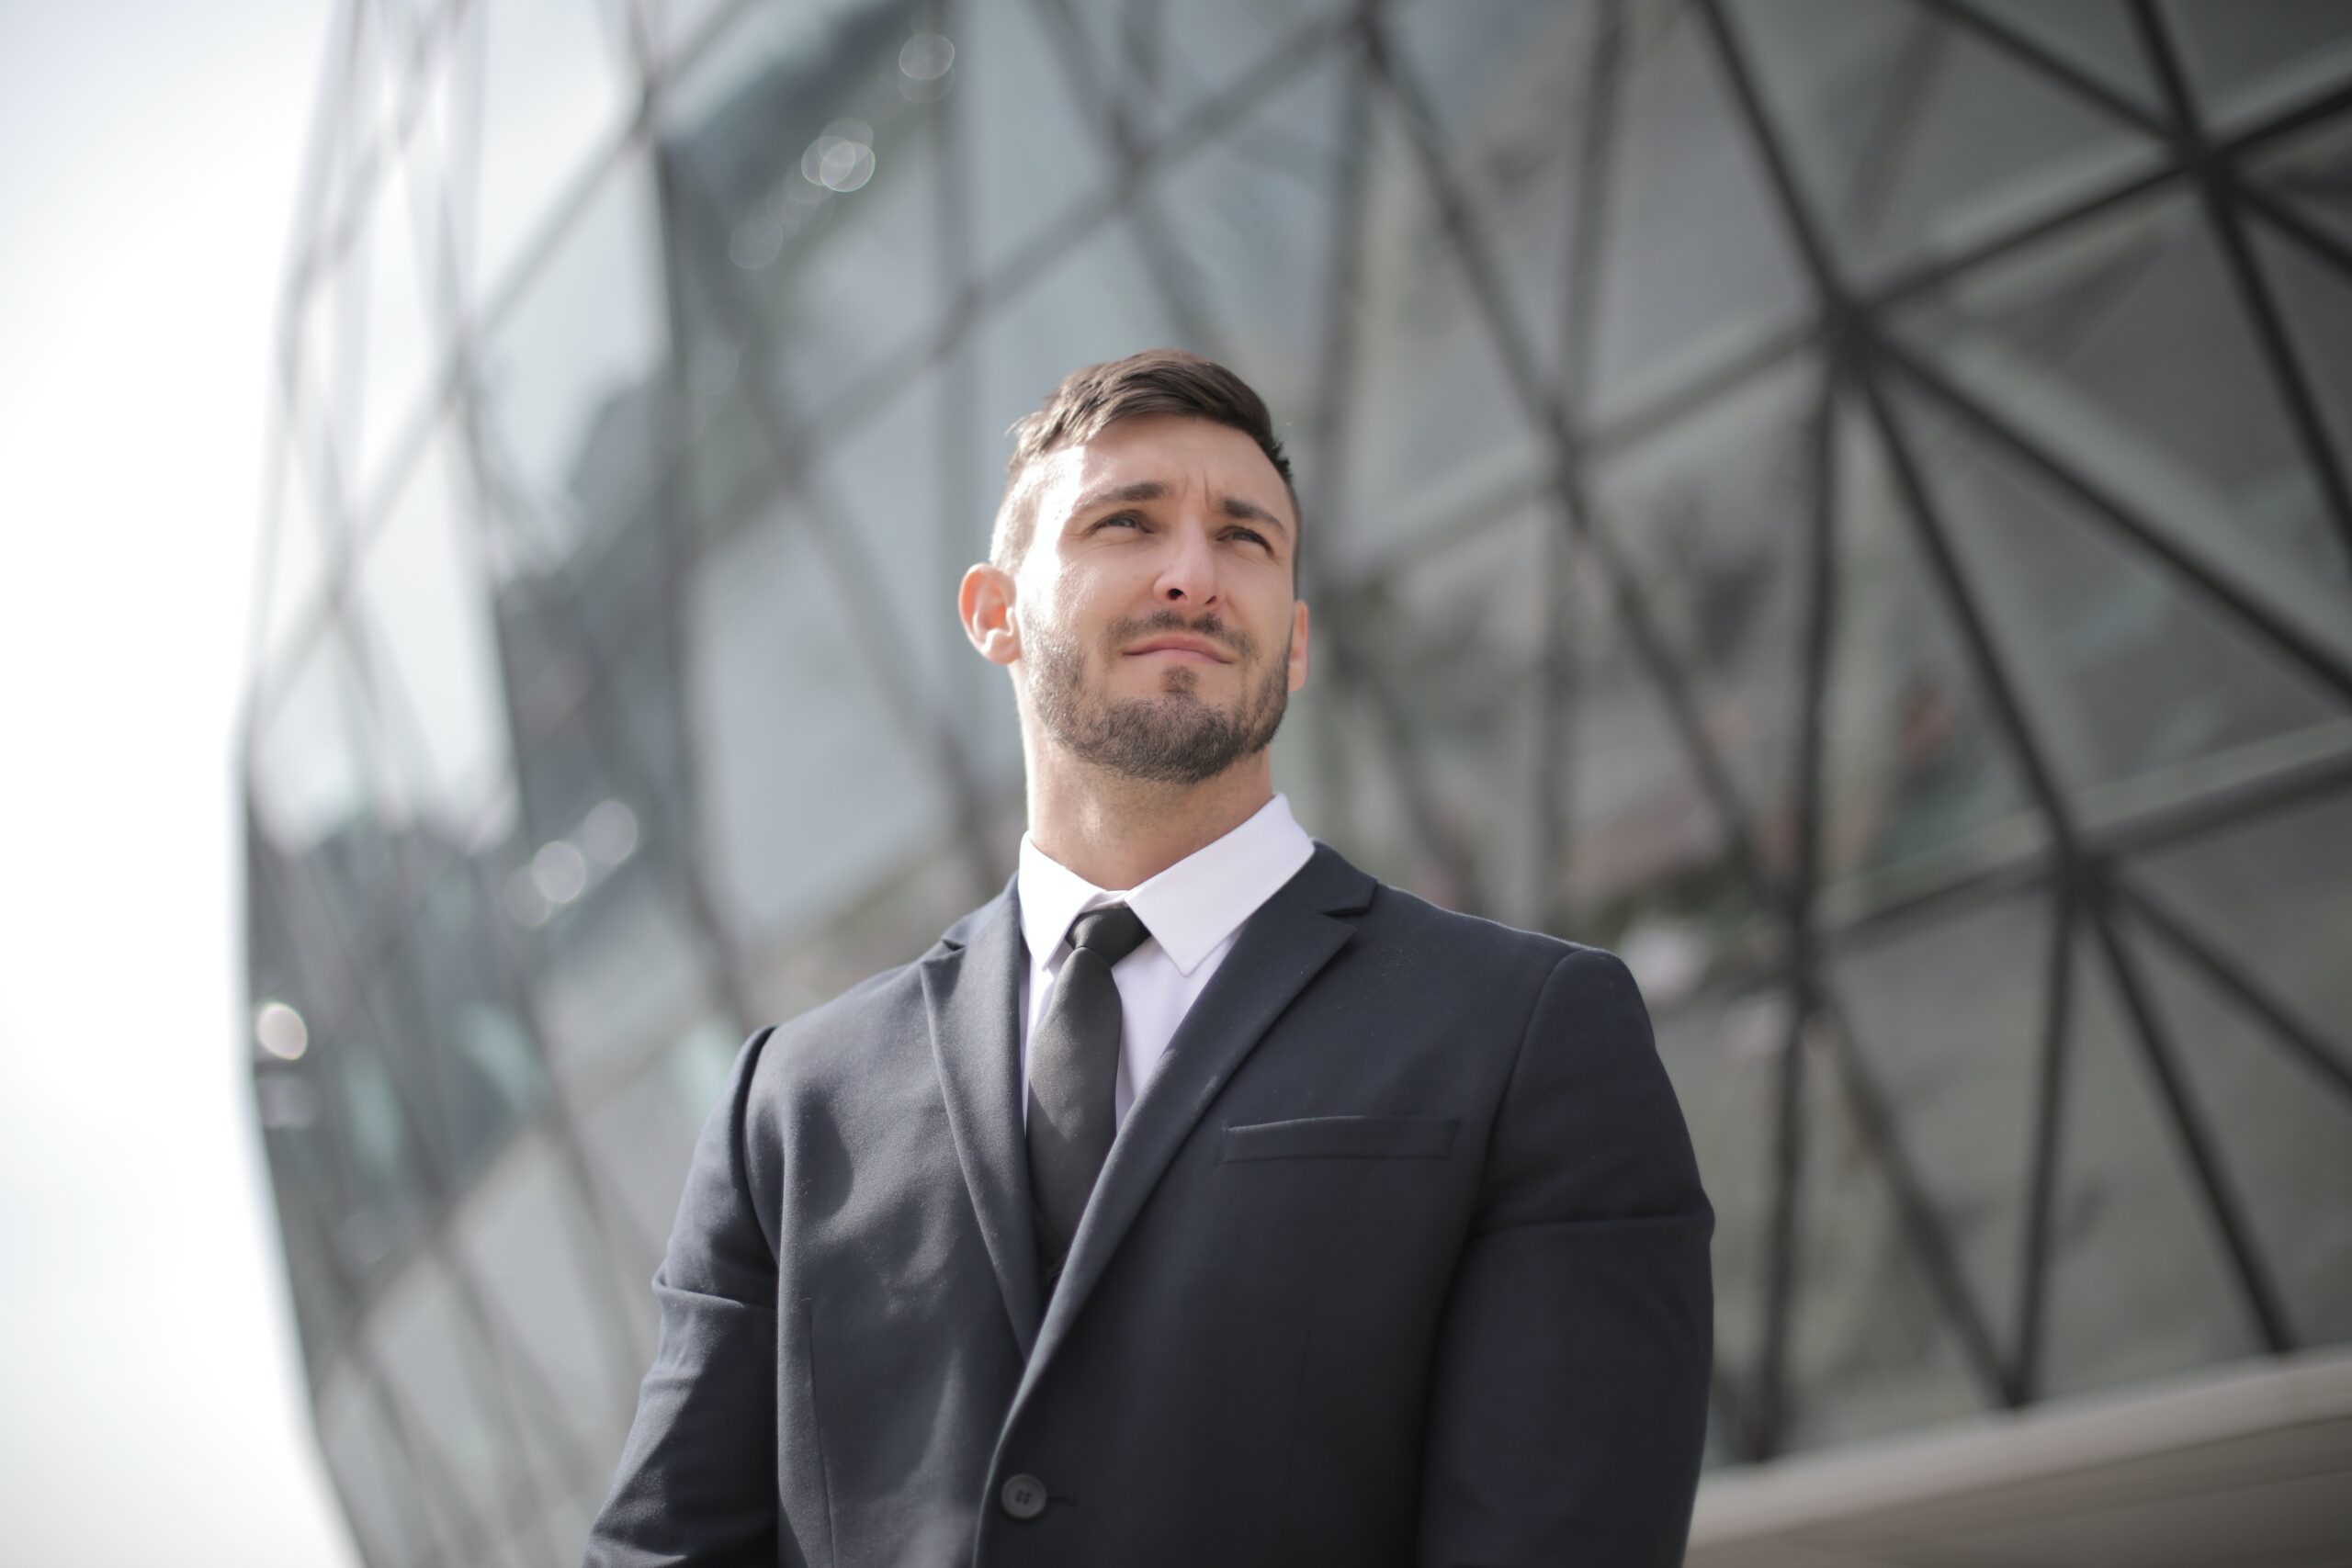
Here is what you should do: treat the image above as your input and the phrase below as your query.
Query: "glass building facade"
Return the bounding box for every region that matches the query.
[240,1,2352,1562]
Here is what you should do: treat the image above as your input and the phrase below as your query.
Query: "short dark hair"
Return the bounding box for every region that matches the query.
[989,348,1299,571]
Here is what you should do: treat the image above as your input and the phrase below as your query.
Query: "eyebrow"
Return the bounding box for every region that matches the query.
[1069,479,1294,539]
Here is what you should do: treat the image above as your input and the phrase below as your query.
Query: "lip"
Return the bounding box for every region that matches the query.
[1124,636,1232,664]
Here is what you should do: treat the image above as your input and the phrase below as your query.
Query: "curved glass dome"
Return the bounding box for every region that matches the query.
[241,0,2352,1561]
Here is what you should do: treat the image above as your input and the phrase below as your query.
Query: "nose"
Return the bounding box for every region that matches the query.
[1151,519,1221,608]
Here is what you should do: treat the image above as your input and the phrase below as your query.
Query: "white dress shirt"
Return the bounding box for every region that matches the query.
[1017,793,1317,1130]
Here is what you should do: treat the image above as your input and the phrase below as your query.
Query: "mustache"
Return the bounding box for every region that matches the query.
[1105,609,1256,660]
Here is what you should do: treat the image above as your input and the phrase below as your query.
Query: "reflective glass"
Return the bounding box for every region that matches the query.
[2164,0,2352,131]
[575,1016,749,1300]
[452,1129,642,1460]
[687,490,959,950]
[962,0,1114,274]
[366,854,547,1188]
[1732,0,2162,283]
[2245,109,2352,253]
[1589,358,1820,844]
[319,1360,441,1568]
[369,1256,536,1546]
[2039,926,2259,1399]
[356,130,447,490]
[1816,399,2039,891]
[476,152,668,584]
[2122,907,2352,1345]
[1143,47,1348,424]
[1649,983,1779,1430]
[1334,509,1547,923]
[2249,220,2352,565]
[255,428,333,673]
[1589,0,1808,424]
[352,427,515,836]
[250,628,382,860]
[1069,0,1328,143]
[471,0,636,294]
[1828,887,2058,1348]
[499,700,714,1088]
[1970,0,2165,118]
[1780,1016,1988,1449]
[1894,387,2344,800]
[2127,786,2352,1068]
[1893,187,2352,607]
[1331,91,1548,577]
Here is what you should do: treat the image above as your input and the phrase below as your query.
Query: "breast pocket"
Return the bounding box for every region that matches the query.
[1217,1114,1460,1163]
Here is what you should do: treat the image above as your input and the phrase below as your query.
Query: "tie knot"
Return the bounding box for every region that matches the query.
[1068,903,1150,965]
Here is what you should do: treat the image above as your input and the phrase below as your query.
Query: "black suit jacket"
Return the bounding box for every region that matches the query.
[585,842,1713,1567]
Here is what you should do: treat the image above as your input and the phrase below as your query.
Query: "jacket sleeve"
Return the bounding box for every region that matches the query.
[1418,946,1714,1567]
[583,1026,782,1567]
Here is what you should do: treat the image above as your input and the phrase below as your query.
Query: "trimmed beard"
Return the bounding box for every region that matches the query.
[1026,609,1292,785]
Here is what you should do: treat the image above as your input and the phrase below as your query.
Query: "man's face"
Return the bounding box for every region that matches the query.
[1007,414,1309,785]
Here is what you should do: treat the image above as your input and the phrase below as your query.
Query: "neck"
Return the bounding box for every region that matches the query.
[1023,744,1275,890]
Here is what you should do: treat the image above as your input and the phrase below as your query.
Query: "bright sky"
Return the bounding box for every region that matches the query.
[0,3,360,1563]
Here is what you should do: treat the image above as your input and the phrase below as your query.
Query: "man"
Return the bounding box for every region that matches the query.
[585,350,1713,1567]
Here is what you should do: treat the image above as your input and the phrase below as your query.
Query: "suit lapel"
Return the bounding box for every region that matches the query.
[1016,842,1376,1393]
[920,878,1044,1359]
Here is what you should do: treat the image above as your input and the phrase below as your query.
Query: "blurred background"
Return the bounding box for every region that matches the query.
[11,0,2352,1564]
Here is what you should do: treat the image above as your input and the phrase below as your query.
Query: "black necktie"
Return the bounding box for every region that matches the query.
[1027,903,1151,1291]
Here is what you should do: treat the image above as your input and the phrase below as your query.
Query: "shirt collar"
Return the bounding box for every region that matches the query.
[1016,793,1317,976]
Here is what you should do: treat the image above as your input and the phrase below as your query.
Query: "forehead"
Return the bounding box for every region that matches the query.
[1030,413,1292,520]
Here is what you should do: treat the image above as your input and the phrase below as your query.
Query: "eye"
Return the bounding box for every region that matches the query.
[1092,512,1145,533]
[1226,526,1272,549]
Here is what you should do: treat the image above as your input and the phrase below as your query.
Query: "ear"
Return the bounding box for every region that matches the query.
[1286,597,1310,693]
[959,562,1021,668]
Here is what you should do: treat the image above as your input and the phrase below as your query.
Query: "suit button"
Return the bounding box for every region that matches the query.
[1000,1473,1048,1519]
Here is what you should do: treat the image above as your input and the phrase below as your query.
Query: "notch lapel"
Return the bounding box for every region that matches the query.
[1012,843,1376,1401]
[920,879,1044,1359]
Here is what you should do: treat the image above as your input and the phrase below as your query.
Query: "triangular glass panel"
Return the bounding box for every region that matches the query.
[2247,217,2352,587]
[1329,507,1548,925]
[1145,44,1349,426]
[477,151,668,583]
[254,420,336,680]
[1888,381,2346,802]
[1728,0,2165,285]
[2161,0,2352,133]
[1331,80,1550,579]
[961,0,1119,276]
[973,213,1181,448]
[1826,882,2060,1376]
[1588,0,1812,423]
[451,1129,639,1483]
[1968,0,2167,119]
[1891,185,2352,614]
[355,107,448,490]
[1588,355,1821,846]
[369,853,549,1190]
[1061,0,1323,144]
[472,0,637,296]
[1647,975,1788,1450]
[1780,1012,1992,1451]
[368,1260,540,1553]
[2117,895,2352,1345]
[2125,783,2352,1075]
[492,634,716,1084]
[685,497,958,954]
[349,425,515,840]
[317,1362,447,1568]
[2242,109,2352,254]
[1815,396,2041,894]
[2038,921,2260,1400]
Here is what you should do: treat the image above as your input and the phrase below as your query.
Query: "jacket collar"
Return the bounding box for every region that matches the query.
[922,840,1375,1368]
